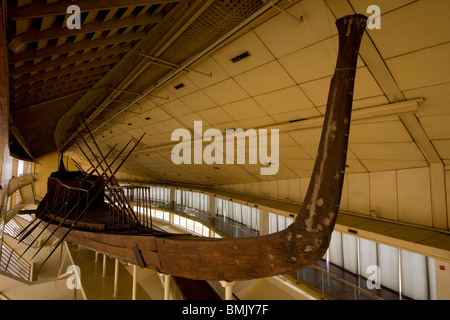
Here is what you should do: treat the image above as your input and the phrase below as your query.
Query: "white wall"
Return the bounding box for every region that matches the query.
[219,166,449,231]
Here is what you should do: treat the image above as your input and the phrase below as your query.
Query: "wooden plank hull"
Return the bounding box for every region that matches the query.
[46,223,329,281]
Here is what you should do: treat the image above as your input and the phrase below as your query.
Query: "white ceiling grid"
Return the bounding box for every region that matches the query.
[69,0,450,185]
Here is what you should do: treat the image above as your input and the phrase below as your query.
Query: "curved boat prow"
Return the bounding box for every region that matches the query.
[26,14,369,282]
[289,14,367,237]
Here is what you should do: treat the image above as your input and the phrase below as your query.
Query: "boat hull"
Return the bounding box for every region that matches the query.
[46,223,329,281]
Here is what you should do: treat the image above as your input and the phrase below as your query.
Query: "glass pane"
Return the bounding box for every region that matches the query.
[269,213,278,234]
[427,257,437,300]
[187,219,194,231]
[359,238,377,278]
[401,250,428,300]
[194,221,203,235]
[342,233,358,274]
[180,217,186,228]
[328,231,343,267]
[377,243,399,292]
[203,226,210,237]
[277,215,286,231]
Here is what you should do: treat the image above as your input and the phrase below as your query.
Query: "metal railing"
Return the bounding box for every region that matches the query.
[284,264,382,300]
[0,174,37,276]
[0,242,31,281]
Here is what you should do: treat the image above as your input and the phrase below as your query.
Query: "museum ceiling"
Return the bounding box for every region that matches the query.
[3,0,450,186]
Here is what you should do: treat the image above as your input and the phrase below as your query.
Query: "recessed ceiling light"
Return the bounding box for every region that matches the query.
[231,51,250,63]
[289,118,306,123]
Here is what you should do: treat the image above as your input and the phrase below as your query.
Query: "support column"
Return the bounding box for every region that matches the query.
[430,163,448,230]
[132,265,137,300]
[219,280,236,300]
[102,254,107,277]
[161,273,171,300]
[113,259,119,297]
[169,187,175,210]
[259,210,270,235]
[209,195,216,216]
[95,251,99,263]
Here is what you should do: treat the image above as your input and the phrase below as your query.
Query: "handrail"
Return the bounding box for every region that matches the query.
[308,264,382,300]
[0,174,37,282]
[149,200,257,238]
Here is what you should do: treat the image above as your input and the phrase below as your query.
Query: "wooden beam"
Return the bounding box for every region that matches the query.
[8,0,180,20]
[11,66,111,95]
[16,13,163,43]
[9,31,145,63]
[14,79,100,107]
[13,74,105,105]
[10,44,132,76]
[13,74,104,101]
[10,55,121,87]
[13,86,104,112]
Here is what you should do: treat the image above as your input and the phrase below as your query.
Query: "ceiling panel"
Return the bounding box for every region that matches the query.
[279,145,311,159]
[432,140,450,160]
[180,90,217,112]
[221,98,268,121]
[348,120,412,144]
[233,60,296,96]
[299,76,331,107]
[253,85,315,114]
[360,160,428,172]
[269,108,321,124]
[362,0,450,59]
[184,56,229,89]
[418,114,450,140]
[165,75,200,99]
[197,106,235,124]
[386,42,450,91]
[404,82,450,117]
[253,1,318,58]
[202,78,250,105]
[349,0,415,15]
[349,142,425,161]
[278,39,335,84]
[211,30,275,76]
[162,99,194,117]
[287,127,322,146]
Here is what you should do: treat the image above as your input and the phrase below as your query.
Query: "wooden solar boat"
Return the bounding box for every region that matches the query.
[19,14,367,281]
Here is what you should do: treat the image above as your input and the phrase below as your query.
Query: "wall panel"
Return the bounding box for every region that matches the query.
[348,173,370,215]
[370,170,398,220]
[288,178,301,203]
[397,167,433,227]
